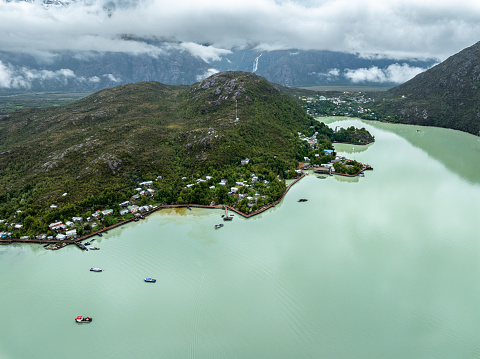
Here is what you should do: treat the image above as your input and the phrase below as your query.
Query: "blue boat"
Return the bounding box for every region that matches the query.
[144,278,156,283]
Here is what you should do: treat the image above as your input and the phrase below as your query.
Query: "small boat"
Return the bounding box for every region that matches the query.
[214,224,224,229]
[75,316,92,323]
[144,278,156,283]
[90,267,103,272]
[297,199,308,202]
[97,233,103,237]
[187,206,191,210]
[89,247,100,250]
[84,242,91,245]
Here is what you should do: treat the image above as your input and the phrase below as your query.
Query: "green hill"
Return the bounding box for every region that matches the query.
[369,41,480,135]
[0,72,324,230]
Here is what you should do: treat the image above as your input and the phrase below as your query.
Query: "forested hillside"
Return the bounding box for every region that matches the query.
[370,41,480,135]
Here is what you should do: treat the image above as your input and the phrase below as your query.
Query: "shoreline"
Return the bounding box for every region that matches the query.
[0,173,306,249]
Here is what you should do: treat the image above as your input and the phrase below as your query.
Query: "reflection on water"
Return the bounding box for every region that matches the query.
[332,142,373,154]
[333,174,360,183]
[320,116,480,185]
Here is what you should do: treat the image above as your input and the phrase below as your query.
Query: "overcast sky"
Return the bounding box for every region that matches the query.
[1,0,479,62]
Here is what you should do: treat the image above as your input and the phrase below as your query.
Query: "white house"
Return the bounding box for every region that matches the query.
[66,229,77,238]
[49,221,63,231]
[230,187,238,193]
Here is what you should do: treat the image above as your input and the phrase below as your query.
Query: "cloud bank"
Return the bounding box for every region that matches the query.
[1,0,479,61]
[344,64,429,83]
[0,60,117,89]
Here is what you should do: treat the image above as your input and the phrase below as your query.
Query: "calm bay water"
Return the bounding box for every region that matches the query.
[1,118,480,358]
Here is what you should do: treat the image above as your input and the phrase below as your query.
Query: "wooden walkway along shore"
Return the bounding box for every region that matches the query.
[0,173,307,248]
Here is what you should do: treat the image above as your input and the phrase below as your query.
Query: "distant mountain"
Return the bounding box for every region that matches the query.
[371,41,480,135]
[0,44,436,92]
[216,49,435,88]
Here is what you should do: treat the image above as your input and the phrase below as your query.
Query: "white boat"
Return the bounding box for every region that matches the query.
[90,267,102,272]
[75,316,92,323]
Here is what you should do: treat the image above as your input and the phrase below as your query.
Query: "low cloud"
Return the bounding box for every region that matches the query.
[0,60,122,89]
[196,68,219,82]
[314,68,341,80]
[88,76,101,83]
[344,63,431,83]
[0,60,76,89]
[178,43,232,63]
[104,73,121,82]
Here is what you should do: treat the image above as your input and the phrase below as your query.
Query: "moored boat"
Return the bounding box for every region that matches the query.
[89,247,100,250]
[214,224,224,229]
[90,267,102,272]
[144,278,156,283]
[75,316,92,323]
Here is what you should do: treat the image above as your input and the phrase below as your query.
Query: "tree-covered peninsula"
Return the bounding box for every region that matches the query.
[0,72,373,240]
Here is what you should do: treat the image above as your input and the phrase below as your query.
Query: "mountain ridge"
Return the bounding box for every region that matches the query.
[370,41,480,135]
[0,45,436,92]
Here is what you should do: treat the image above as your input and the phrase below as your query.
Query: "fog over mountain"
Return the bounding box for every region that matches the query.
[1,0,478,91]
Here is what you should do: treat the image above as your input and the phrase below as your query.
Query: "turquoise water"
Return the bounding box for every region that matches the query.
[1,118,480,358]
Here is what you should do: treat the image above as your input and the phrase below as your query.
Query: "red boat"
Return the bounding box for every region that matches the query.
[75,316,92,323]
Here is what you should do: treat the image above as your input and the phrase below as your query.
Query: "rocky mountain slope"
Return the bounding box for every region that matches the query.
[371,41,480,135]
